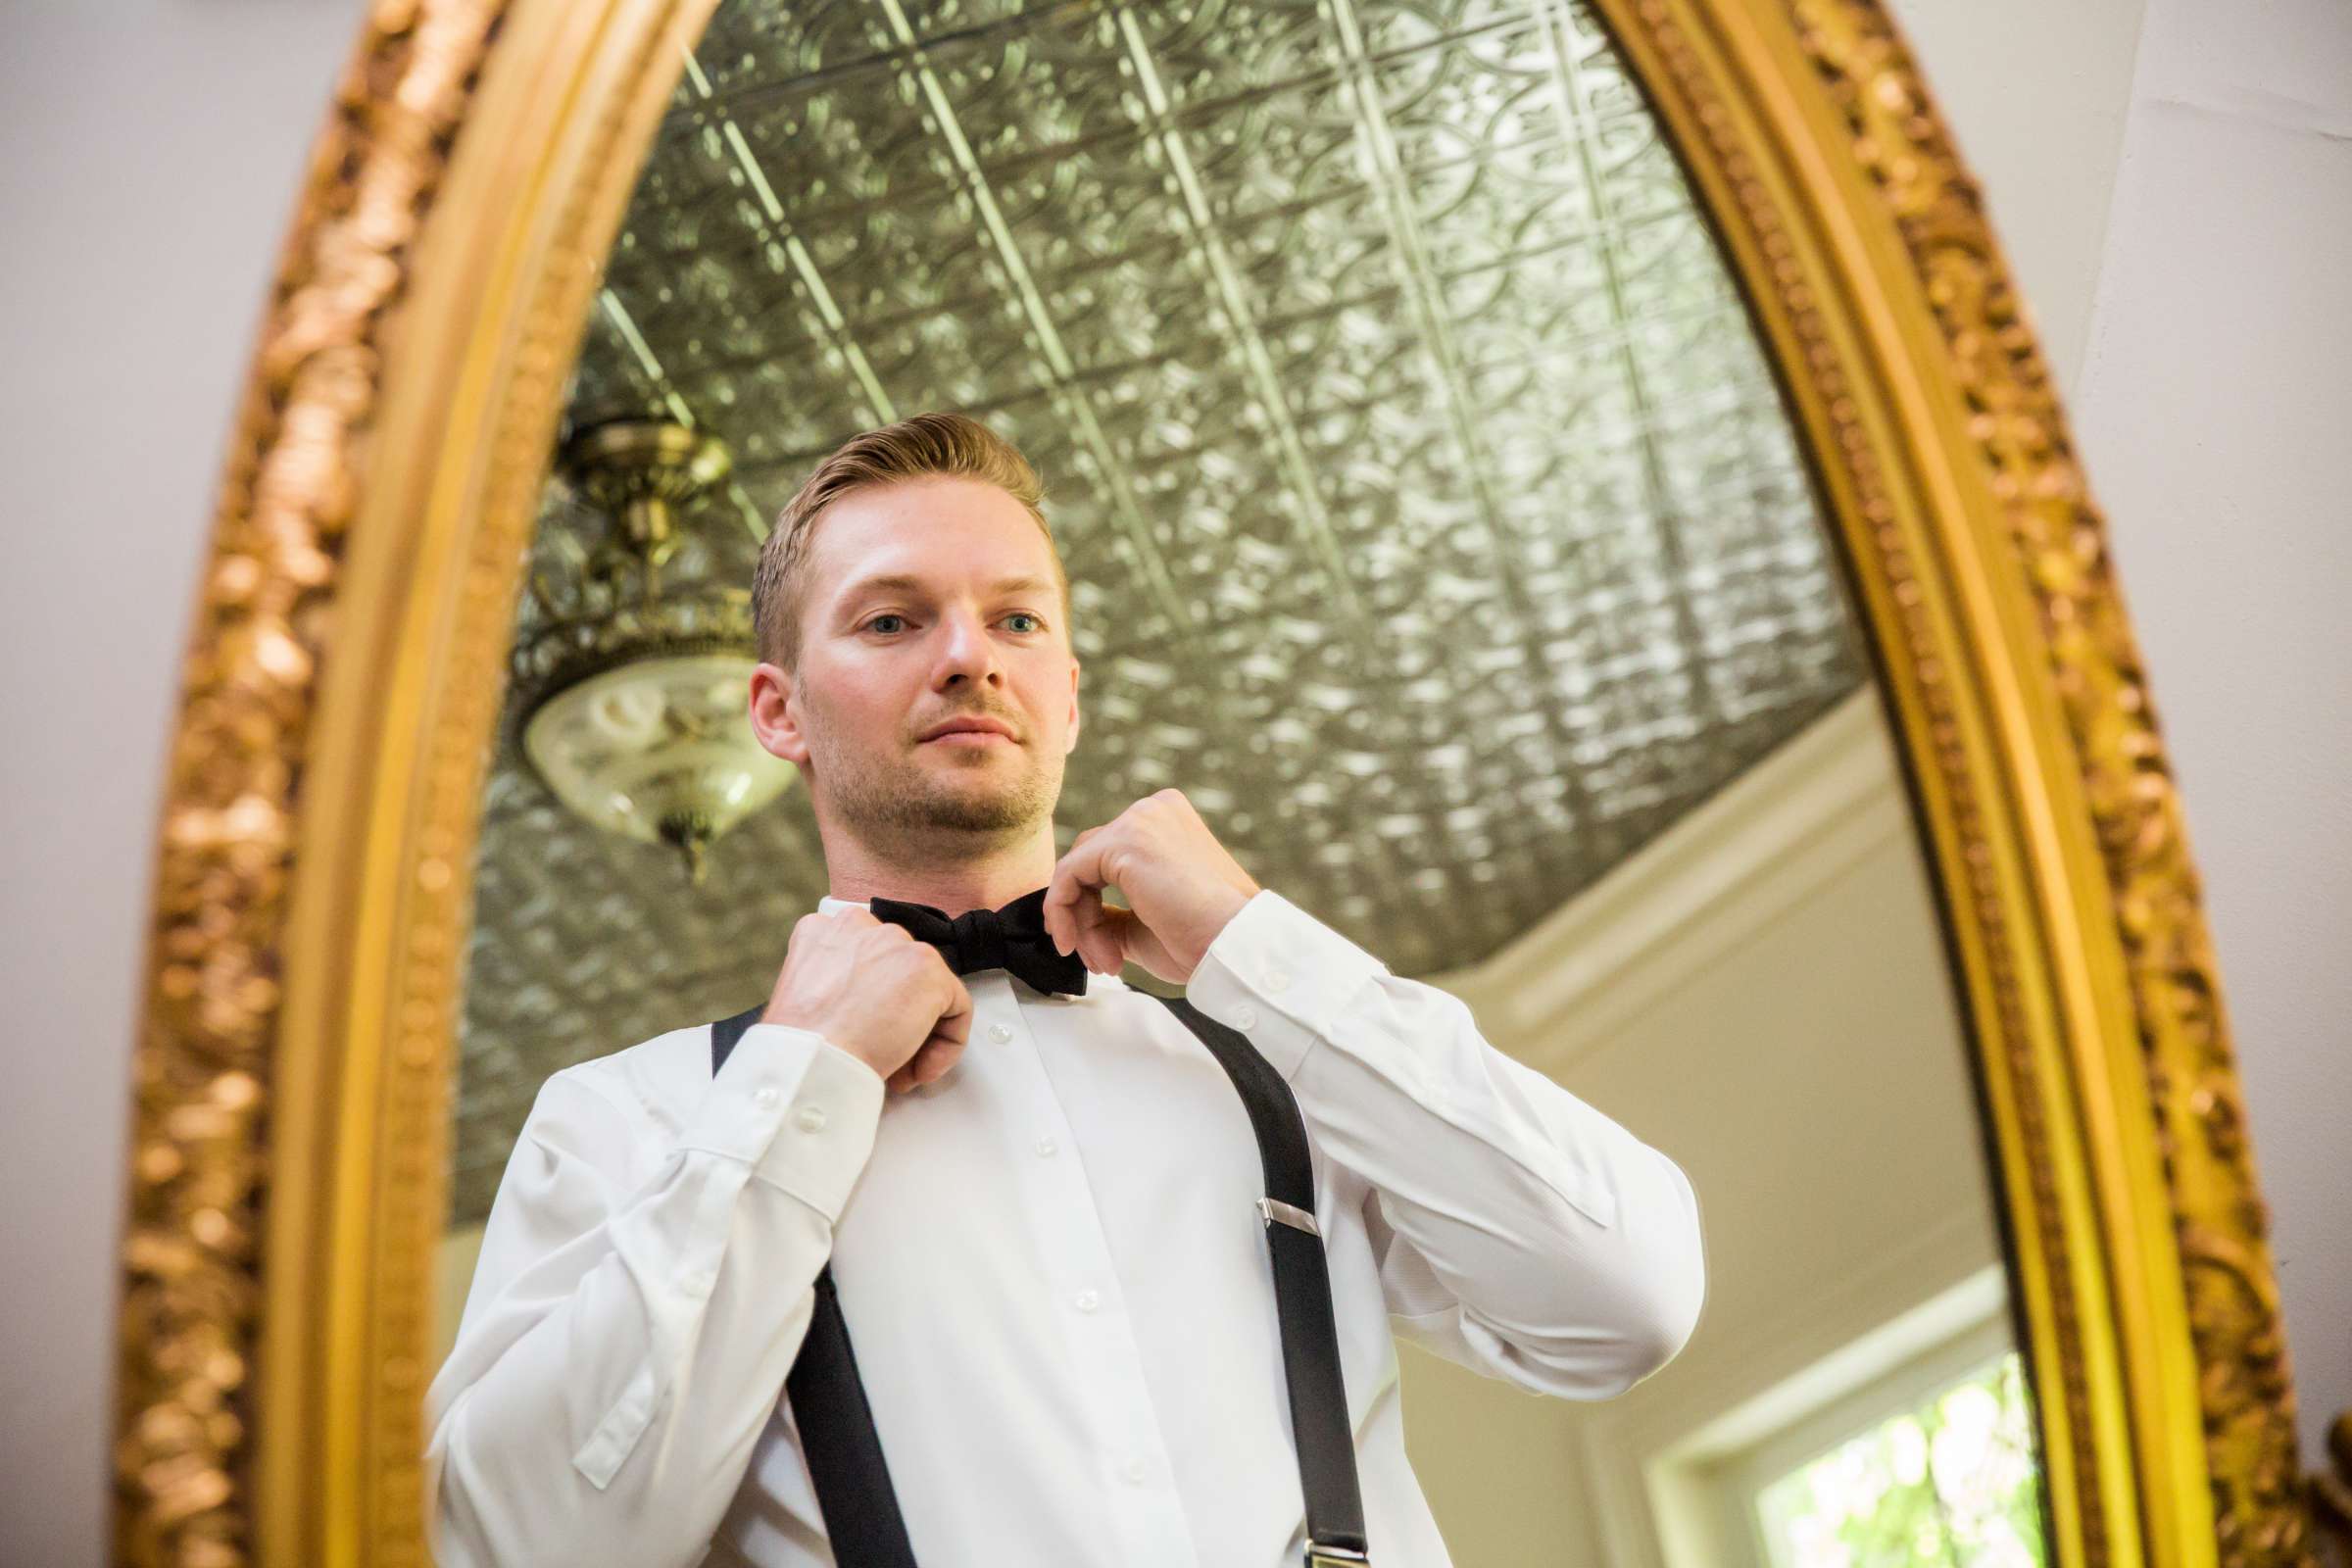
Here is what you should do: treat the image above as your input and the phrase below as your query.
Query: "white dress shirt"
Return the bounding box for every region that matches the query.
[425,887,1705,1567]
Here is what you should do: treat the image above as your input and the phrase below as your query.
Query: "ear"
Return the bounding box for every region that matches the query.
[1064,655,1082,756]
[749,661,812,766]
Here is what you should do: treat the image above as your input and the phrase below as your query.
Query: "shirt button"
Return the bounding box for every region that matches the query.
[1034,1136,1058,1157]
[1263,967,1291,993]
[753,1084,780,1109]
[796,1104,828,1133]
[1073,1289,1101,1313]
[1121,1457,1148,1484]
[989,1022,1013,1043]
[1231,1005,1258,1030]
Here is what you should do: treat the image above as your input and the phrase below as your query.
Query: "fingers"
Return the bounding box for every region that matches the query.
[884,1025,959,1095]
[893,1018,971,1093]
[1042,826,1103,956]
[1096,906,1147,977]
[935,969,973,1044]
[1055,877,1122,975]
[898,963,972,1093]
[1049,821,1136,971]
[902,1036,958,1090]
[1073,893,1136,977]
[933,976,972,1086]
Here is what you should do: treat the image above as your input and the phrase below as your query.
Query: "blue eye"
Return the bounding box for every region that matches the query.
[866,613,906,634]
[1006,612,1043,632]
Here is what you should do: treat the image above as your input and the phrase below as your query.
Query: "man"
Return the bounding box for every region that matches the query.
[425,412,1706,1566]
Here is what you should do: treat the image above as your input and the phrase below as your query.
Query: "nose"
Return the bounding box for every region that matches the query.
[932,603,1004,691]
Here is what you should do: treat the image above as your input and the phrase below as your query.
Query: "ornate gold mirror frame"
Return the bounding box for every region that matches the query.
[113,0,2330,1565]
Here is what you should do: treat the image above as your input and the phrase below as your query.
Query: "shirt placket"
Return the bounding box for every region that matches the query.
[991,991,1200,1568]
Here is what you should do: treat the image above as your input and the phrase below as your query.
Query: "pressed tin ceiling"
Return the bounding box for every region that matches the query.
[451,0,1866,1223]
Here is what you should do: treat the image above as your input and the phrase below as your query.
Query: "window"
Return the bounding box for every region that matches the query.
[1751,1350,2046,1568]
[1640,1271,2054,1568]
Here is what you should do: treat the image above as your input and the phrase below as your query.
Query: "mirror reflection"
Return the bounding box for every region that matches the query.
[428,2,2043,1563]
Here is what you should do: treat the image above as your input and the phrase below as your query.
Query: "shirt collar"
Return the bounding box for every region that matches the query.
[817,894,868,915]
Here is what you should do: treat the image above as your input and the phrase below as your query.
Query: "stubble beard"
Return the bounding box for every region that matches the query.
[813,719,1059,855]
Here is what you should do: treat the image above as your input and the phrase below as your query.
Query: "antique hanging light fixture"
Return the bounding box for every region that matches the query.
[511,417,796,885]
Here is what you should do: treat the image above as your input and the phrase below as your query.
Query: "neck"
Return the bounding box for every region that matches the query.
[820,821,1060,916]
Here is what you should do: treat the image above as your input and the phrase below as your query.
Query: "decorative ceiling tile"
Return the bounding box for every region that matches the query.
[451,0,1867,1223]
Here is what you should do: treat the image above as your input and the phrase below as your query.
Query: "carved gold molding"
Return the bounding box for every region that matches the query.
[116,0,2330,1564]
[111,4,506,1563]
[248,2,723,1562]
[1592,3,2134,1556]
[1785,5,2316,1562]
[1575,0,2325,1562]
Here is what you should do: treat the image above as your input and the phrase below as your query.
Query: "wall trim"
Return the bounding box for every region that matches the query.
[1437,686,1905,1071]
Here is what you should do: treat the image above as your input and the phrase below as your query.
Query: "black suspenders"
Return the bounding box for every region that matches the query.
[710,996,1370,1567]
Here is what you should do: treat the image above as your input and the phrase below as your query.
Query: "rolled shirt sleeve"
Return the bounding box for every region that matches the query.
[425,1023,885,1568]
[1185,888,1706,1398]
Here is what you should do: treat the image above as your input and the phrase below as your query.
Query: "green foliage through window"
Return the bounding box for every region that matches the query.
[1754,1351,2048,1568]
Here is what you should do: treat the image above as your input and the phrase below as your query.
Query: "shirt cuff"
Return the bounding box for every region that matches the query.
[1183,887,1391,1081]
[679,1022,886,1223]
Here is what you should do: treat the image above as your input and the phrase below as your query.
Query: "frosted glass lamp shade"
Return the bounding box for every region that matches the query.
[521,652,795,881]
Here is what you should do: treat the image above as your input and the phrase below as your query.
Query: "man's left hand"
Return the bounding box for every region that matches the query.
[1042,789,1261,985]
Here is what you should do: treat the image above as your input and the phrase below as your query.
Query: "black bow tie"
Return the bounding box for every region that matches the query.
[864,886,1089,997]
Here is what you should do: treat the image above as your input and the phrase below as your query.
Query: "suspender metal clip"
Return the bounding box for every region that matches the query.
[1306,1544,1370,1566]
[1257,1195,1322,1236]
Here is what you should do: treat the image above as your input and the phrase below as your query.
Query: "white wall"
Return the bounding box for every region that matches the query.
[2064,0,2352,1464]
[1883,0,2352,1469]
[4,0,2345,1560]
[1397,693,2007,1565]
[1882,0,2150,391]
[0,3,372,1560]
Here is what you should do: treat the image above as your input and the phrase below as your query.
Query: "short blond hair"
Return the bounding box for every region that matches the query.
[752,412,1069,671]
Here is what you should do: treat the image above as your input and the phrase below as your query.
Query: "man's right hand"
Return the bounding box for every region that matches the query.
[761,908,972,1095]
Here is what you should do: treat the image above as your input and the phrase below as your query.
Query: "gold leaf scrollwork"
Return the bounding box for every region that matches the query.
[114,0,2337,1564]
[1789,1,2319,1563]
[112,4,507,1564]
